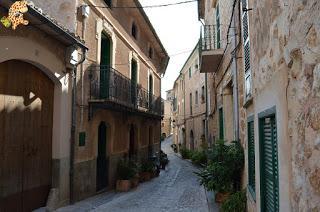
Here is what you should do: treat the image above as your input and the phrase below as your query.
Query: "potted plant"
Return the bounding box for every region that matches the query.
[129,161,140,188]
[139,160,154,182]
[195,140,244,203]
[116,159,136,192]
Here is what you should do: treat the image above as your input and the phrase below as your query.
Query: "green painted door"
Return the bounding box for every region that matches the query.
[219,107,224,140]
[259,115,279,212]
[131,60,137,105]
[100,33,111,99]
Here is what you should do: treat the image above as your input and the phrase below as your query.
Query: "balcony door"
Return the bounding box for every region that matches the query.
[149,75,153,109]
[100,33,112,99]
[131,60,138,105]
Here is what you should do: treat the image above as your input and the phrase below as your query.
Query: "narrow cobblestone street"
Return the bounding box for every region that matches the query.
[57,136,210,212]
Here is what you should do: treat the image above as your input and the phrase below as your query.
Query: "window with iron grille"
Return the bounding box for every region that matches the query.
[247,119,256,199]
[241,0,252,99]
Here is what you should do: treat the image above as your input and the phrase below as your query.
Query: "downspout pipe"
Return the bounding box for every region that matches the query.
[70,46,87,204]
[232,0,240,142]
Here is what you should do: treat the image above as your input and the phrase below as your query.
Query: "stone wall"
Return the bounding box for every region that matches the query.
[248,0,320,210]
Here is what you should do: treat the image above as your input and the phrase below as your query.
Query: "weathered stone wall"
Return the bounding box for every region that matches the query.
[249,0,320,210]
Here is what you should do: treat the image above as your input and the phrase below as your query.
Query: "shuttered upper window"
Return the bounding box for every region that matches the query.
[241,0,252,99]
[247,119,256,198]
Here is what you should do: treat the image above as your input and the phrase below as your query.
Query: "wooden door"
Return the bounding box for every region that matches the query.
[0,60,54,212]
[97,122,108,191]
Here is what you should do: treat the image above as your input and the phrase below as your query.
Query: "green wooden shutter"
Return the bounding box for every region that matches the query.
[216,4,221,48]
[259,115,279,212]
[241,0,252,98]
[247,120,256,197]
[219,107,224,140]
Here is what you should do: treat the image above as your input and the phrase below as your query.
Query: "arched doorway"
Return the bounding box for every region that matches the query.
[190,130,194,150]
[129,124,136,158]
[100,32,112,99]
[0,60,54,211]
[96,122,108,191]
[131,60,138,106]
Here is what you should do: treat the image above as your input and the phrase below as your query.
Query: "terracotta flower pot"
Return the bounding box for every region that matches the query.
[116,180,131,192]
[215,192,230,203]
[131,178,139,188]
[139,172,151,182]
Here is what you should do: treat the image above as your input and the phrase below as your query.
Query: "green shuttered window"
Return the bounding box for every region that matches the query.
[259,112,279,212]
[247,120,256,198]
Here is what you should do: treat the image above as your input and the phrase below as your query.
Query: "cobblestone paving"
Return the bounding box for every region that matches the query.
[57,136,210,212]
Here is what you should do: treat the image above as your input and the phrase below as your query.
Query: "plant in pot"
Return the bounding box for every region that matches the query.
[129,160,140,188]
[160,150,169,169]
[195,140,244,203]
[116,159,136,192]
[139,160,154,182]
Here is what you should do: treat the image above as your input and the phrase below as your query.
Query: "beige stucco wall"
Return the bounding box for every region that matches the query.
[161,100,172,137]
[0,25,73,207]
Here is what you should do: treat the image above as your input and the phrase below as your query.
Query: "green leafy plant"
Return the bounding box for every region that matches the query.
[117,159,137,180]
[195,140,244,193]
[221,190,246,212]
[140,160,155,173]
[179,147,192,159]
[191,150,207,167]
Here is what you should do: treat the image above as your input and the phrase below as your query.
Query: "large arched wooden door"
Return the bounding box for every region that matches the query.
[0,60,54,211]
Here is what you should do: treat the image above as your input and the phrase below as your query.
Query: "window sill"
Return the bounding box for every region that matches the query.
[243,96,253,108]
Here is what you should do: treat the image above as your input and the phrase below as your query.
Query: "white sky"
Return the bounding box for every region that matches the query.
[139,0,201,98]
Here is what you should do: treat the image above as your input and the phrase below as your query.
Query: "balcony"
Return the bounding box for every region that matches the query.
[88,65,162,119]
[199,25,224,73]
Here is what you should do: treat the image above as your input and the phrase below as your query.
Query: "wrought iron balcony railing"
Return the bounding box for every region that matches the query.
[89,65,162,116]
[200,25,220,51]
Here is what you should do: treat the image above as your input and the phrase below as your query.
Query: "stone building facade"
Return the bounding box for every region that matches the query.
[172,44,207,150]
[0,0,86,211]
[72,0,169,202]
[198,0,320,211]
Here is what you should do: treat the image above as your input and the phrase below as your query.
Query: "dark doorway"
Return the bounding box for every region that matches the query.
[131,60,138,106]
[100,33,112,99]
[0,60,53,211]
[129,124,135,158]
[96,122,108,192]
[148,127,153,158]
[190,130,194,150]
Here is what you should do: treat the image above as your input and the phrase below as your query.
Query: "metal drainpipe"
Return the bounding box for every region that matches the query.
[70,47,86,204]
[232,0,240,142]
